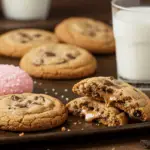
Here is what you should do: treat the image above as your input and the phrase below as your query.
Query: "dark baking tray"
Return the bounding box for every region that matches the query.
[0,54,150,144]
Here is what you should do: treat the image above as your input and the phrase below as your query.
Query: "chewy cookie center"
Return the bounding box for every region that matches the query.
[9,95,55,110]
[32,49,81,66]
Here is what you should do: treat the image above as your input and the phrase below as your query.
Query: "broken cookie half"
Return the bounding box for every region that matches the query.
[66,97,128,127]
[72,76,150,121]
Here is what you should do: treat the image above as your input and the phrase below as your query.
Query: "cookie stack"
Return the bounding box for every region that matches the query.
[67,76,150,127]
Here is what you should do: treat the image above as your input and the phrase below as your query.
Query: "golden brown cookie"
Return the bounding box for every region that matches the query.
[73,76,150,121]
[55,17,115,53]
[0,28,58,58]
[0,93,68,132]
[20,43,97,79]
[66,97,128,126]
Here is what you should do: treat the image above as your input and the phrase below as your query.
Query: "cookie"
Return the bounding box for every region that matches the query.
[0,65,33,95]
[0,28,58,58]
[73,76,150,121]
[66,97,128,126]
[55,17,115,53]
[0,93,68,131]
[20,43,97,79]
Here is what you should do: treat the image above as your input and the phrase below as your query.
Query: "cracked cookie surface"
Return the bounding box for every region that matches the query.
[55,17,115,53]
[73,76,150,121]
[0,29,58,58]
[0,93,68,131]
[66,97,128,126]
[20,43,97,79]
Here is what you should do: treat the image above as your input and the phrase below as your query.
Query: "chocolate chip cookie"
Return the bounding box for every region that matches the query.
[73,76,150,121]
[55,17,115,54]
[0,93,68,131]
[0,28,58,58]
[66,97,128,126]
[20,43,97,79]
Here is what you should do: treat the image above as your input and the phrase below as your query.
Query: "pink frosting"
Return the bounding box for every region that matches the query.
[0,65,33,95]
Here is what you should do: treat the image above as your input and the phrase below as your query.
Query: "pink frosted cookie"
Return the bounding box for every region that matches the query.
[0,65,33,95]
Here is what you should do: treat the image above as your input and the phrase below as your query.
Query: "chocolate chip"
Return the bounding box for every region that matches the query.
[19,32,29,38]
[88,31,96,36]
[34,34,41,37]
[104,80,114,86]
[73,105,78,109]
[101,85,107,92]
[35,96,45,102]
[83,102,89,107]
[11,95,20,101]
[45,52,56,57]
[34,96,38,100]
[19,32,32,40]
[106,88,114,93]
[39,96,45,102]
[67,54,76,59]
[15,103,26,108]
[20,40,27,43]
[88,107,94,111]
[123,96,132,101]
[133,110,142,118]
[28,100,32,104]
[109,76,114,80]
[96,108,99,111]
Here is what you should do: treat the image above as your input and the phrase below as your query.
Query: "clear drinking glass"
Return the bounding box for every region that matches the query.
[112,0,150,89]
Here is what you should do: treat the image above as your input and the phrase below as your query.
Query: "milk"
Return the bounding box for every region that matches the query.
[1,0,51,20]
[113,7,150,83]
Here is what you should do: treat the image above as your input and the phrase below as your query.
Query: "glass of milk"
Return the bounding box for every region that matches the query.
[1,0,51,20]
[112,0,150,89]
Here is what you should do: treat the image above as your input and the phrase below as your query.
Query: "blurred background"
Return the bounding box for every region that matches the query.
[0,0,112,32]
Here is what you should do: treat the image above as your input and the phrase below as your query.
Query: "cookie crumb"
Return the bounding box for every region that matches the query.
[67,129,71,132]
[66,98,69,101]
[52,88,55,92]
[61,127,66,132]
[54,92,58,95]
[64,89,68,92]
[38,82,42,86]
[19,132,24,137]
[73,122,77,125]
[34,81,37,84]
[81,128,84,131]
[96,123,100,126]
[78,121,82,125]
[44,88,47,91]
[61,95,64,98]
